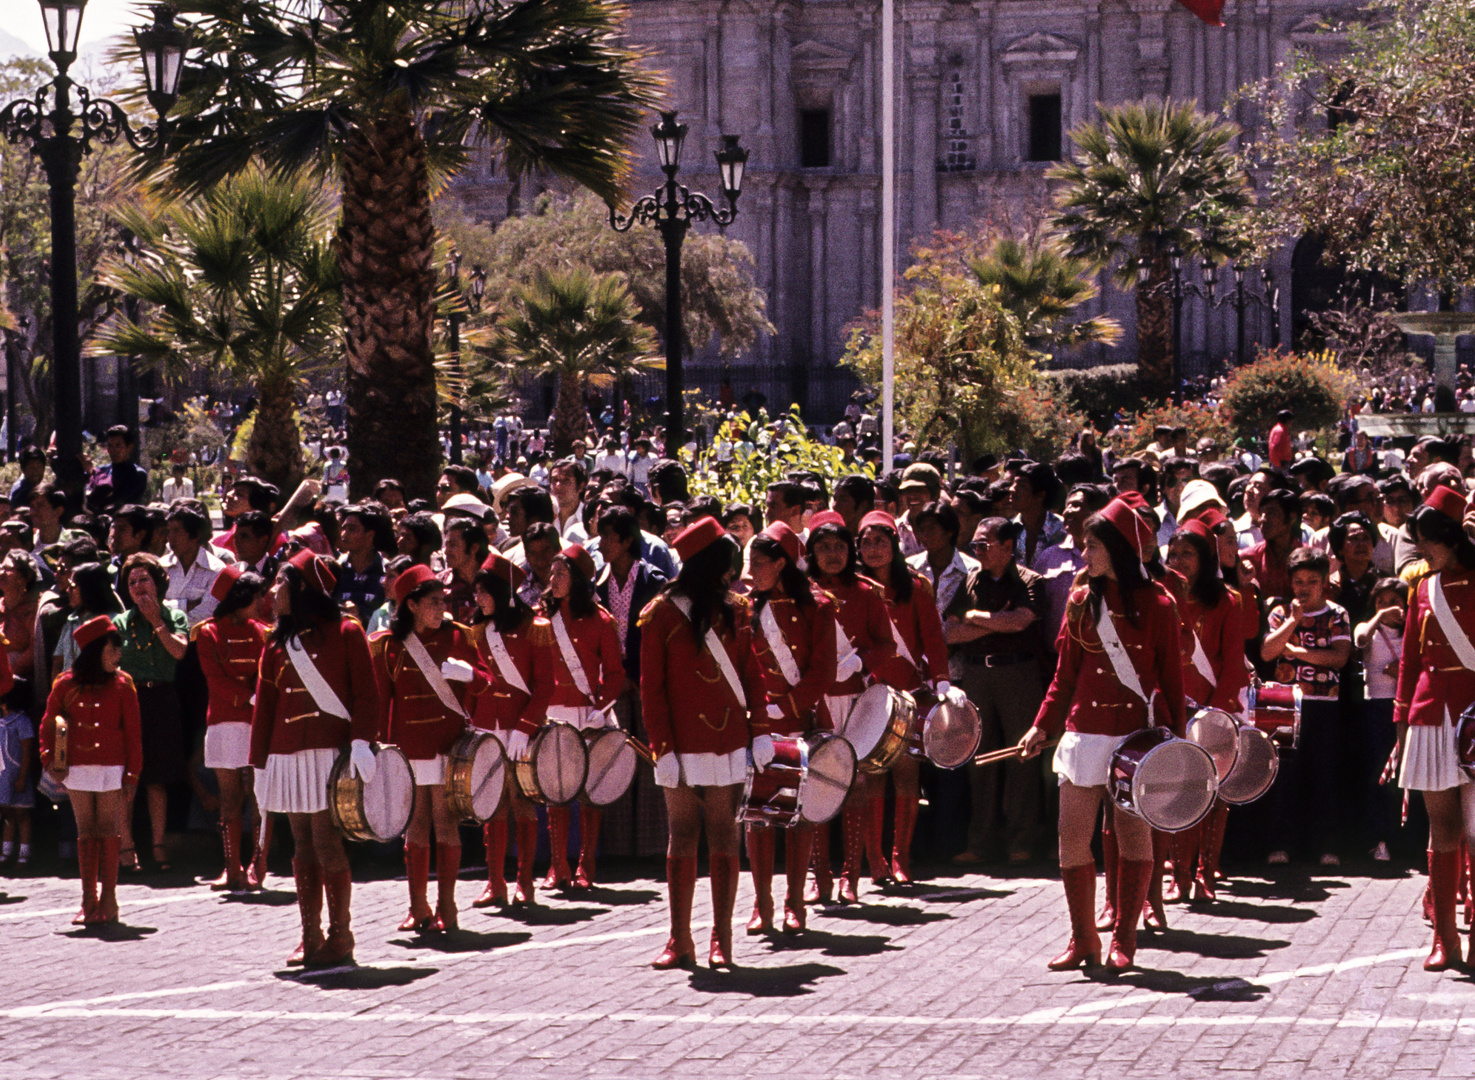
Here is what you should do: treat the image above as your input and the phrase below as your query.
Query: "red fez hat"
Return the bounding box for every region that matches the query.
[673,516,726,562]
[391,563,440,605]
[561,543,596,581]
[210,564,244,603]
[287,549,337,596]
[858,510,898,535]
[1197,507,1229,533]
[1177,518,1214,543]
[1116,490,1150,512]
[1425,483,1468,523]
[74,614,115,652]
[480,548,526,589]
[807,510,846,532]
[759,522,802,565]
[1100,497,1157,562]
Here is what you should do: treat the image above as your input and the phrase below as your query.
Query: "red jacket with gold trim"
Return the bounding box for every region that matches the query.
[375,621,489,760]
[248,617,380,768]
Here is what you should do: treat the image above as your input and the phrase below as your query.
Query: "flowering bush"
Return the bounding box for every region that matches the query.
[1219,349,1354,441]
[1109,400,1232,456]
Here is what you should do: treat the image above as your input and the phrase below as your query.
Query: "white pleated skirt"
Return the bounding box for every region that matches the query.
[410,753,448,786]
[65,765,124,793]
[259,748,338,814]
[203,722,252,770]
[824,693,861,734]
[662,748,748,789]
[1401,713,1470,792]
[547,705,606,730]
[1053,731,1127,788]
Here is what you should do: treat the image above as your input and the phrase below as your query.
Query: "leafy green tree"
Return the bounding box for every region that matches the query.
[1218,350,1353,442]
[138,0,664,499]
[1050,99,1252,391]
[967,235,1122,355]
[688,406,867,506]
[89,169,340,490]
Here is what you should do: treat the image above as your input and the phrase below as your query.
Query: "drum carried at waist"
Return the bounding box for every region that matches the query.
[445,730,507,824]
[738,731,857,828]
[1217,723,1279,805]
[1247,682,1302,750]
[1108,727,1218,833]
[1185,707,1240,783]
[329,743,415,842]
[841,683,916,774]
[512,721,588,806]
[908,690,983,770]
[580,728,639,807]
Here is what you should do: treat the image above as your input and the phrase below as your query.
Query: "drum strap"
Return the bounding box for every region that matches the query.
[551,612,595,702]
[1429,573,1475,671]
[285,637,349,719]
[672,596,747,706]
[759,603,803,686]
[1095,606,1157,714]
[483,626,530,695]
[402,632,468,720]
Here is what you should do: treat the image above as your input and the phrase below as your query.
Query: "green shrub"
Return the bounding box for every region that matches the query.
[1219,350,1353,441]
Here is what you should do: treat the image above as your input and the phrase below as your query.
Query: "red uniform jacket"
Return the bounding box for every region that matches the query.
[1396,568,1475,727]
[546,608,622,712]
[877,572,949,692]
[375,621,488,760]
[1035,580,1187,739]
[248,617,380,768]
[472,616,556,736]
[40,671,143,782]
[1175,589,1248,713]
[640,593,766,758]
[751,586,839,736]
[814,575,898,695]
[198,618,269,727]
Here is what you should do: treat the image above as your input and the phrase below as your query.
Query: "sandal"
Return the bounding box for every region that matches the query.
[152,844,171,872]
[120,845,141,873]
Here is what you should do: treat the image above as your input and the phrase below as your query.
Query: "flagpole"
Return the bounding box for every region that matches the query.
[880,0,895,474]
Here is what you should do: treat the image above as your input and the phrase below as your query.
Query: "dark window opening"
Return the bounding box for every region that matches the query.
[1027,93,1062,162]
[799,109,831,169]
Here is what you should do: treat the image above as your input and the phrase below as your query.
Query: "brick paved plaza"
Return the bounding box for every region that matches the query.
[3,853,1473,1079]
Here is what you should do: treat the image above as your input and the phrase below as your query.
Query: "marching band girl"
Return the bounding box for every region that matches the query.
[641,517,768,969]
[469,550,554,908]
[746,522,838,932]
[250,551,381,968]
[1019,498,1186,972]
[376,564,488,933]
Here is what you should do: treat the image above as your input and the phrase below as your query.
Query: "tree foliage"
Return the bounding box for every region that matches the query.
[1109,400,1232,457]
[966,234,1121,355]
[1218,350,1354,441]
[687,405,869,506]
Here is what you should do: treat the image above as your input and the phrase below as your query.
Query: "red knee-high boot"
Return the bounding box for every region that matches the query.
[246,813,271,891]
[73,838,98,925]
[891,790,920,885]
[1096,824,1118,931]
[398,843,434,932]
[1047,863,1102,971]
[435,843,461,932]
[1108,858,1153,971]
[652,856,698,969]
[543,807,572,889]
[866,793,891,884]
[210,815,246,891]
[94,836,120,924]
[574,808,602,889]
[475,817,508,908]
[513,818,538,906]
[1143,830,1169,931]
[746,826,776,934]
[708,852,740,969]
[309,869,354,969]
[1196,802,1228,901]
[1165,823,1199,903]
[785,825,814,932]
[839,804,865,904]
[1426,848,1461,971]
[1463,842,1473,928]
[807,822,833,904]
[286,857,323,966]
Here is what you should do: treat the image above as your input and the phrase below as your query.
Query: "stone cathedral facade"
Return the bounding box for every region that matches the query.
[450,0,1362,419]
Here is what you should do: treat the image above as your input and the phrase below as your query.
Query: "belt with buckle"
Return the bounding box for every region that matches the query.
[969,652,1031,669]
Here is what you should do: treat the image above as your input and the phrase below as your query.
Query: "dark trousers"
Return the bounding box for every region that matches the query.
[955,656,1044,858]
[1360,698,1399,848]
[1269,697,1341,857]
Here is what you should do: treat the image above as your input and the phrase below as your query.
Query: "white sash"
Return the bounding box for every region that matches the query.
[401,631,468,719]
[1095,605,1155,712]
[1189,629,1217,689]
[483,625,530,695]
[758,603,803,687]
[888,613,917,670]
[672,595,747,705]
[551,612,595,701]
[285,637,349,719]
[834,619,863,681]
[1430,573,1475,671]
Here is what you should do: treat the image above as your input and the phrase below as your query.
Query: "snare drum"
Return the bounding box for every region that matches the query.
[1185,707,1241,783]
[738,735,808,828]
[580,728,638,807]
[512,722,588,806]
[917,696,983,769]
[445,730,507,823]
[1217,724,1280,805]
[1456,706,1475,781]
[1108,728,1218,833]
[1248,682,1302,750]
[843,683,917,774]
[798,732,856,824]
[329,744,415,842]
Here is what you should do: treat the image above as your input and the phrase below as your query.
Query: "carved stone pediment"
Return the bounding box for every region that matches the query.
[791,39,854,76]
[1001,31,1080,65]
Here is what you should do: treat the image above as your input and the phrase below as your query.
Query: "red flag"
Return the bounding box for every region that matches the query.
[1175,0,1225,25]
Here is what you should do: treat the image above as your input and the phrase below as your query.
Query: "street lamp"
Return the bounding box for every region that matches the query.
[443,250,485,466]
[1,1,190,490]
[1177,257,1280,370]
[609,110,747,456]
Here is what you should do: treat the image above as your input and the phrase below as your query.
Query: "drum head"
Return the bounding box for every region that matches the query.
[800,735,856,824]
[466,735,507,821]
[362,746,414,841]
[923,700,983,770]
[534,722,588,806]
[842,684,895,759]
[1186,708,1240,783]
[1131,739,1217,832]
[583,730,637,807]
[1218,726,1279,805]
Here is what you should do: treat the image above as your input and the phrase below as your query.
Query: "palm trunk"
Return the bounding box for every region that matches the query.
[1136,255,1173,394]
[246,375,305,493]
[337,107,440,502]
[550,371,587,458]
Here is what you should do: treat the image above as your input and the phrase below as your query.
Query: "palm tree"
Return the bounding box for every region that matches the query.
[135,0,663,499]
[967,236,1123,356]
[493,267,660,455]
[1049,100,1251,391]
[89,169,340,491]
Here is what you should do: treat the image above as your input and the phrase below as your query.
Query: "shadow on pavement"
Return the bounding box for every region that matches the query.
[1143,927,1290,960]
[763,928,901,958]
[0,893,26,905]
[277,965,438,991]
[220,889,298,907]
[577,885,661,906]
[1221,875,1349,904]
[817,904,952,927]
[389,929,533,953]
[494,904,609,926]
[60,922,158,942]
[901,885,1012,903]
[1088,967,1270,1001]
[687,961,846,997]
[1182,898,1315,924]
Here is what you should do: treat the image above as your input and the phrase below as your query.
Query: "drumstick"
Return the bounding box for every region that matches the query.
[624,735,658,765]
[1402,790,1409,827]
[1379,744,1400,786]
[973,739,1059,767]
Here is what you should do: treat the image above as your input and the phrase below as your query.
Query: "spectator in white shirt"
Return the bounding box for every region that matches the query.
[549,457,590,544]
[593,437,626,477]
[162,503,227,628]
[906,500,979,617]
[161,463,195,504]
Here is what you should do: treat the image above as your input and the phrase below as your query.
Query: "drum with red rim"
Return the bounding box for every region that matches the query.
[1217,724,1279,805]
[1185,707,1240,783]
[738,735,808,828]
[1248,682,1301,750]
[1108,727,1218,833]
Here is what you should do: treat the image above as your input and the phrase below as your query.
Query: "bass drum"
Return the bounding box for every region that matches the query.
[512,722,588,806]
[919,696,983,769]
[843,683,917,774]
[580,729,639,807]
[1217,724,1280,805]
[445,730,507,823]
[1185,707,1241,784]
[1108,728,1218,833]
[329,744,414,842]
[798,732,856,825]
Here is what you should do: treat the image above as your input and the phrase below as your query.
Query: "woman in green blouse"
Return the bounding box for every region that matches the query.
[113,553,189,871]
